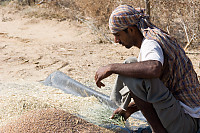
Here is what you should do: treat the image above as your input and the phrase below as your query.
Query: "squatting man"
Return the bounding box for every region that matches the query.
[95,5,200,133]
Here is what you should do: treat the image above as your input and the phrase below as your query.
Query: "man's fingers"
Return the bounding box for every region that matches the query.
[95,73,105,88]
[96,81,105,88]
[110,113,116,119]
[110,107,125,119]
[110,110,119,119]
[99,82,105,87]
[94,73,98,81]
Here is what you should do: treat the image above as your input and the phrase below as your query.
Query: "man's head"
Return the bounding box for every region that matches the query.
[109,5,146,48]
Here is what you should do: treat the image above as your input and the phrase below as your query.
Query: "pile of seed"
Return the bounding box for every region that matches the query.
[0,108,114,133]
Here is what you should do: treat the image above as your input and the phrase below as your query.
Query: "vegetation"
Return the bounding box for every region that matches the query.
[1,0,199,48]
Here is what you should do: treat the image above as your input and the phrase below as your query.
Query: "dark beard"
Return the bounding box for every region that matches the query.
[125,45,132,49]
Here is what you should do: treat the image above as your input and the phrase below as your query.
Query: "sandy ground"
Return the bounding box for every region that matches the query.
[0,4,199,132]
[0,5,199,92]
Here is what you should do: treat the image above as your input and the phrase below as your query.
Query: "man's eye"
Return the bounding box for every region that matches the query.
[113,33,120,37]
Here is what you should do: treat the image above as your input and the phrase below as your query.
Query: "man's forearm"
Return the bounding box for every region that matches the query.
[109,60,162,79]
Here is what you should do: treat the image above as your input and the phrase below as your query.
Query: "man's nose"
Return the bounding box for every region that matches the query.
[114,37,120,43]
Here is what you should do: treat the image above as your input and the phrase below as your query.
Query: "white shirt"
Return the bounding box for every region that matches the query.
[138,39,164,65]
[138,38,200,118]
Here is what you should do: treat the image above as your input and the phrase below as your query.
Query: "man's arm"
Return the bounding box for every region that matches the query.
[110,60,162,78]
[95,60,162,88]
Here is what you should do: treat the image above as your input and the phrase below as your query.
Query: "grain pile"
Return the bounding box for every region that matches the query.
[0,80,147,132]
[0,108,114,133]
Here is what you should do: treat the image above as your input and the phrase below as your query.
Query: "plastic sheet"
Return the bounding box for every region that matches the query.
[42,71,147,132]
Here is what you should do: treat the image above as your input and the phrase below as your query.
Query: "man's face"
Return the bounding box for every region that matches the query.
[113,27,139,49]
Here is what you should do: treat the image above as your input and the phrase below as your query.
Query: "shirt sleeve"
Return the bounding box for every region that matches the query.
[138,39,164,65]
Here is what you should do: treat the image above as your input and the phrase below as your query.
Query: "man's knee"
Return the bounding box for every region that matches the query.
[118,76,173,104]
[118,75,149,102]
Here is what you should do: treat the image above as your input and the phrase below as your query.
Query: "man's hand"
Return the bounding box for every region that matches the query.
[95,65,112,88]
[111,102,139,120]
[110,107,132,121]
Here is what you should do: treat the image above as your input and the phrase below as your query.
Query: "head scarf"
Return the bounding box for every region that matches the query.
[109,5,200,108]
[109,5,148,33]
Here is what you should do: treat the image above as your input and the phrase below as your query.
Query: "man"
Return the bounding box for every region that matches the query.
[95,5,200,133]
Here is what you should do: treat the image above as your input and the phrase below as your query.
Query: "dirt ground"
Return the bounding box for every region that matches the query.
[0,4,199,133]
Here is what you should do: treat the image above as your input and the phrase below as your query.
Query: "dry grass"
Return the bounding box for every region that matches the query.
[55,0,200,48]
[151,0,200,48]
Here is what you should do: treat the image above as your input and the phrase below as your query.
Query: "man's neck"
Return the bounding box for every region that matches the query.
[136,35,144,49]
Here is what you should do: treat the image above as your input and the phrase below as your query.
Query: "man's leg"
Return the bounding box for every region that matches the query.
[131,93,167,133]
[118,76,198,133]
[111,57,166,132]
[198,119,200,133]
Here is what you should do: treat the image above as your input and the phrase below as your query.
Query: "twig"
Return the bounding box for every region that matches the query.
[144,0,150,17]
[185,51,200,54]
[184,36,194,51]
[180,19,196,51]
[37,0,45,5]
[181,19,190,43]
[177,6,197,51]
[166,26,170,34]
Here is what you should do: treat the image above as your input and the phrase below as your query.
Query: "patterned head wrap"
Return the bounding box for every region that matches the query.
[109,5,148,33]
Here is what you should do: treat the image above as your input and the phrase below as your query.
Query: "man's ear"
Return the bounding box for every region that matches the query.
[128,26,135,33]
[127,27,133,33]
